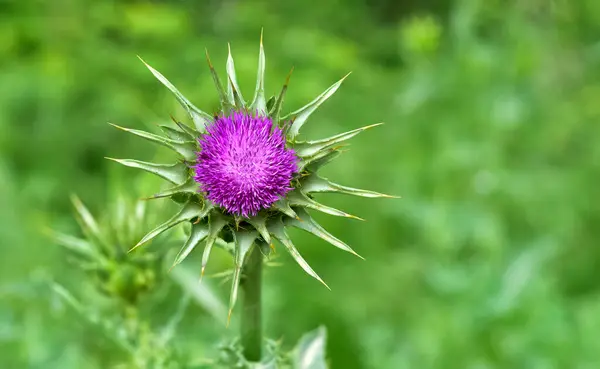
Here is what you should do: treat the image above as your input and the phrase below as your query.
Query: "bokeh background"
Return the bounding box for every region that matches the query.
[1,0,600,368]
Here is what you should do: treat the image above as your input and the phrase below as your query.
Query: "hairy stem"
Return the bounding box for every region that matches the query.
[241,244,263,361]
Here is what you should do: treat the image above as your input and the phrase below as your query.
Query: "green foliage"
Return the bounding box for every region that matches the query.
[1,0,600,368]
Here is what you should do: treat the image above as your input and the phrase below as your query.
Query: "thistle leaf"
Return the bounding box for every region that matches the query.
[229,230,258,323]
[138,56,212,132]
[171,222,209,269]
[298,149,341,172]
[285,208,362,259]
[293,123,383,158]
[247,213,271,244]
[250,30,267,115]
[205,48,230,110]
[70,195,112,254]
[132,201,206,251]
[201,212,229,280]
[269,67,294,121]
[293,326,328,369]
[171,116,200,137]
[266,95,275,112]
[148,178,198,199]
[109,123,197,161]
[170,266,227,324]
[70,194,102,238]
[105,158,188,184]
[287,191,363,220]
[49,230,99,259]
[285,73,350,139]
[271,198,298,219]
[226,43,246,107]
[268,218,329,289]
[159,125,194,142]
[300,175,396,198]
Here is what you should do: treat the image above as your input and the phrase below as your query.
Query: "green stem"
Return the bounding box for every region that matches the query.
[241,244,263,362]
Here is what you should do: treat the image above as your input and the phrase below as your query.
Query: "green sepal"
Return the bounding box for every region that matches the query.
[293,326,328,369]
[270,198,298,219]
[293,123,383,158]
[269,67,294,122]
[108,123,197,161]
[285,208,362,259]
[159,125,194,142]
[70,194,112,255]
[298,149,342,173]
[105,158,189,185]
[266,95,275,112]
[284,73,350,140]
[249,30,267,115]
[267,217,329,289]
[205,48,231,110]
[287,190,363,220]
[138,56,212,132]
[148,178,198,199]
[131,200,207,251]
[200,211,229,280]
[229,229,258,322]
[172,117,200,137]
[49,230,100,260]
[300,175,395,198]
[247,213,271,244]
[226,43,246,107]
[171,222,209,269]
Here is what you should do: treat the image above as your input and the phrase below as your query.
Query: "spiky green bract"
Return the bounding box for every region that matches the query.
[109,33,394,317]
[50,195,164,305]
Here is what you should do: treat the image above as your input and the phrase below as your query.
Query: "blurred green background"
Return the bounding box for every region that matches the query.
[1,0,600,368]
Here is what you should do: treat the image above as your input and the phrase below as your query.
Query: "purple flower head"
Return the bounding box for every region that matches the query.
[193,112,298,217]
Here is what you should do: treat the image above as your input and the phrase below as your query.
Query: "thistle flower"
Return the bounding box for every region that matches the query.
[108,33,394,317]
[193,112,297,217]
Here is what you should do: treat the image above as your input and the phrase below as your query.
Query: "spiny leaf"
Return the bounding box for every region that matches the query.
[285,208,362,259]
[247,213,271,244]
[171,222,209,269]
[109,123,197,161]
[250,29,267,115]
[226,43,246,107]
[70,195,112,254]
[138,56,212,132]
[271,198,298,219]
[294,326,328,369]
[171,115,200,137]
[269,67,294,121]
[201,212,229,280]
[266,95,275,112]
[285,73,350,139]
[300,175,396,198]
[48,230,100,259]
[287,191,363,220]
[70,194,101,237]
[229,230,258,324]
[205,48,230,110]
[159,125,194,142]
[168,266,228,324]
[298,149,342,172]
[267,218,329,289]
[147,178,198,199]
[105,158,189,184]
[293,123,383,158]
[131,201,207,251]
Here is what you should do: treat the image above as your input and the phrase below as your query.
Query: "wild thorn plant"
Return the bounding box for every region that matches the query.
[50,195,186,368]
[107,31,394,364]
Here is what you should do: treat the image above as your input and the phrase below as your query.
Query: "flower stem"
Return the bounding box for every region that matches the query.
[241,244,263,361]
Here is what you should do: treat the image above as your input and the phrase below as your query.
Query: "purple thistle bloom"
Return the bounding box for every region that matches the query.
[193,112,298,217]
